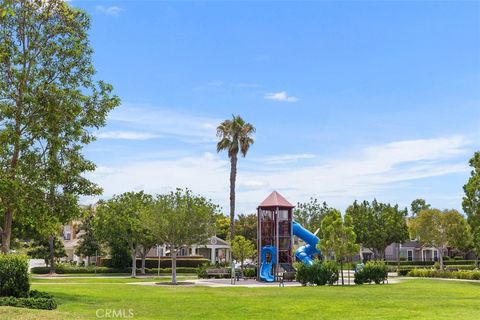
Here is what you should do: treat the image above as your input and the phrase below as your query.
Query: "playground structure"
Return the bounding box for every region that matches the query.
[257,191,321,282]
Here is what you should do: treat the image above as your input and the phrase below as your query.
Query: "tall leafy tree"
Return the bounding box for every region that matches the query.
[216,115,255,240]
[214,215,230,240]
[235,213,257,244]
[0,0,119,253]
[231,235,256,271]
[318,209,359,285]
[410,209,471,270]
[294,198,330,233]
[410,199,431,217]
[143,189,218,284]
[345,200,409,259]
[28,236,66,267]
[93,192,154,278]
[463,152,480,228]
[75,207,102,266]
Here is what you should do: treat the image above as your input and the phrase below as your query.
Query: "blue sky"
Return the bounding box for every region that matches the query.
[73,1,479,214]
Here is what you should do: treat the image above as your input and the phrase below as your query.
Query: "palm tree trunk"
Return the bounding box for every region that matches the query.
[229,154,237,280]
[229,154,237,239]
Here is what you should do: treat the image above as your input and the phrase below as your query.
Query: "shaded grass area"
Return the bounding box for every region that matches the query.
[3,279,480,319]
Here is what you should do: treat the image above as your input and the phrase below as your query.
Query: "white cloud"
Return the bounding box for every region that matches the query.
[106,104,220,143]
[85,135,470,214]
[96,131,162,140]
[264,91,299,102]
[260,153,316,165]
[95,5,124,16]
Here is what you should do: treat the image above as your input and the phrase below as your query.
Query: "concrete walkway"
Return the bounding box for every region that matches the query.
[129,277,403,287]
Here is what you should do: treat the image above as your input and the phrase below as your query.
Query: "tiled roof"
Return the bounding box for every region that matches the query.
[258,191,295,208]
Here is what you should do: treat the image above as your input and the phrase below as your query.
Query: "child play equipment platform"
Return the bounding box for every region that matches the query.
[257,191,321,282]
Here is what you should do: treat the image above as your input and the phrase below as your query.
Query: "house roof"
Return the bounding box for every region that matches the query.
[258,191,295,209]
[402,240,423,249]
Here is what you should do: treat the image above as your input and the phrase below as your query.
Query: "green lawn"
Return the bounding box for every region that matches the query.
[2,278,479,319]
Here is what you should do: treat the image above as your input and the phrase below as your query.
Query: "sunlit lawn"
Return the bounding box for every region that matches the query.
[1,277,479,319]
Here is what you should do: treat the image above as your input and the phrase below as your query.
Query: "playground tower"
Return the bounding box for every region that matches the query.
[257,191,294,282]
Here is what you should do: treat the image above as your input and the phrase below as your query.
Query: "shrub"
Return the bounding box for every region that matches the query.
[313,260,339,286]
[294,260,338,286]
[0,296,57,310]
[0,254,30,297]
[294,262,311,286]
[354,260,388,284]
[197,263,209,278]
[243,268,256,278]
[443,256,450,261]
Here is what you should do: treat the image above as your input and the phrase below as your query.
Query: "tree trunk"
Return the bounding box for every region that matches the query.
[437,247,444,270]
[172,250,177,285]
[130,245,137,278]
[229,154,238,279]
[1,208,13,254]
[396,243,401,274]
[340,261,344,285]
[48,235,56,274]
[141,249,147,275]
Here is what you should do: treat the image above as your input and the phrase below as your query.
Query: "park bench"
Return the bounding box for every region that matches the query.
[205,268,230,278]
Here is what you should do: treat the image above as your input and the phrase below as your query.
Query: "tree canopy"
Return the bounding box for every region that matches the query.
[463,152,480,230]
[231,235,256,271]
[93,192,153,278]
[410,199,431,217]
[293,198,330,233]
[345,200,409,259]
[318,209,359,285]
[410,209,471,269]
[143,189,218,284]
[0,0,119,253]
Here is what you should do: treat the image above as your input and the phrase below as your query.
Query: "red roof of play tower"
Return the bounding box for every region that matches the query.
[258,191,295,208]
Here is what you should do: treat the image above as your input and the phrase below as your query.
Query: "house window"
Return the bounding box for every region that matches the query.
[407,250,413,261]
[433,250,438,261]
[63,225,71,240]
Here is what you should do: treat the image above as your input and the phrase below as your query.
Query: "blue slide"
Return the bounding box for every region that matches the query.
[260,246,276,282]
[292,221,320,266]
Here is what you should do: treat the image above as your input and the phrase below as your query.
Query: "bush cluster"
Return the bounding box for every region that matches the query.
[295,260,339,286]
[407,269,480,280]
[100,258,209,269]
[0,254,30,298]
[243,268,256,278]
[354,260,388,284]
[0,295,57,310]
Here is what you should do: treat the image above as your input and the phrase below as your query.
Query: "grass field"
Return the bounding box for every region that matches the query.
[1,277,479,319]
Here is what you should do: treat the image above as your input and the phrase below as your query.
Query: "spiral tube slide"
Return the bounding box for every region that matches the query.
[292,221,320,266]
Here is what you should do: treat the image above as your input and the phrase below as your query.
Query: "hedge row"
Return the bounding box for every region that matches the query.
[101,258,209,269]
[31,265,198,274]
[31,265,128,274]
[408,269,480,280]
[0,297,57,310]
[386,260,476,266]
[0,290,56,310]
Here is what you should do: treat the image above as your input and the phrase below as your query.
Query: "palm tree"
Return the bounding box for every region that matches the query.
[216,115,255,241]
